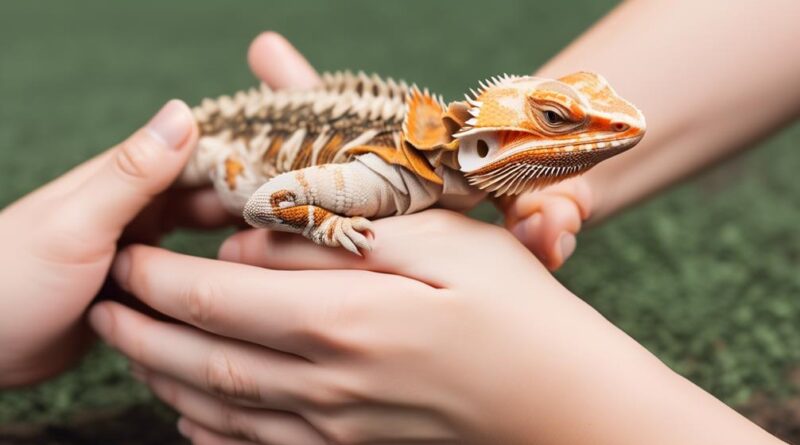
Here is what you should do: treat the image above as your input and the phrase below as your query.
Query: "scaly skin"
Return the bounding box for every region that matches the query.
[179,71,645,254]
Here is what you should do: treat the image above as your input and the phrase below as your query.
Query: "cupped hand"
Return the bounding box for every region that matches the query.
[90,209,606,445]
[0,31,319,388]
[0,100,209,387]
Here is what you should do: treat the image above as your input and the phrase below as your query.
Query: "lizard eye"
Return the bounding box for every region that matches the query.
[543,110,565,125]
[612,122,630,132]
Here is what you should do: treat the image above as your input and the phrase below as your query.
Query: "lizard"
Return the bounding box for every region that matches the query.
[179,71,646,254]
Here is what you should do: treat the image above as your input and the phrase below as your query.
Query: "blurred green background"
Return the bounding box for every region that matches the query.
[2,0,800,440]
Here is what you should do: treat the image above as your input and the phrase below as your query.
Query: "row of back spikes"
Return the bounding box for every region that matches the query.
[193,70,449,121]
[465,73,521,101]
[192,70,520,125]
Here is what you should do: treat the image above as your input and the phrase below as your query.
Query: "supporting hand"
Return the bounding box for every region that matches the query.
[0,100,208,386]
[91,210,781,445]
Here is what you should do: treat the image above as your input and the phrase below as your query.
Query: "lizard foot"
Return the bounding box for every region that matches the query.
[310,215,374,255]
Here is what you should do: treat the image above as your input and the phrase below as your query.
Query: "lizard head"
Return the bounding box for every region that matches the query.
[453,72,645,196]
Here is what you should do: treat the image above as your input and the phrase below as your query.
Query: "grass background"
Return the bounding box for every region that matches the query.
[1,0,800,432]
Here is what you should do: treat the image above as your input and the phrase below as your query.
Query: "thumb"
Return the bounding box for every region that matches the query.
[68,100,198,234]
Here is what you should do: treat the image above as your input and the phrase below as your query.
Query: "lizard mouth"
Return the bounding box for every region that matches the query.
[463,135,643,196]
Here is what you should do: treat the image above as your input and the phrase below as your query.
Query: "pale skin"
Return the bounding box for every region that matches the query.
[0,1,798,444]
[0,36,320,387]
[92,211,782,445]
[0,99,231,386]
[91,13,796,444]
[509,0,800,269]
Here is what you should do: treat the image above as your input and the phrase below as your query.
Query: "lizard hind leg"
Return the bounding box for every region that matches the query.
[243,184,374,255]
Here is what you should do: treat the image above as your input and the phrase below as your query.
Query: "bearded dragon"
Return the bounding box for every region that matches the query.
[180,71,645,254]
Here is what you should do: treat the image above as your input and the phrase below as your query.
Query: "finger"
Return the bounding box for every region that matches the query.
[27,150,114,203]
[109,245,423,354]
[160,374,455,445]
[140,372,327,445]
[506,177,593,226]
[65,100,198,235]
[178,418,256,445]
[247,32,320,89]
[120,188,237,245]
[165,187,241,229]
[510,196,581,270]
[218,210,509,288]
[90,301,314,409]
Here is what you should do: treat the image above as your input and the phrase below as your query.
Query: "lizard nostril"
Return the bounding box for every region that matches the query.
[612,122,629,132]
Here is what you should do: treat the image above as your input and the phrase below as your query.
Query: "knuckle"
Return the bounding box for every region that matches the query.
[316,417,366,445]
[204,348,261,402]
[114,135,158,180]
[303,374,361,411]
[183,278,223,326]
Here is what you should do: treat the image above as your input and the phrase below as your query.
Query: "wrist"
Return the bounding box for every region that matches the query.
[499,288,781,445]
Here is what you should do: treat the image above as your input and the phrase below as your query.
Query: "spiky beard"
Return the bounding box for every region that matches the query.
[463,141,633,196]
[466,161,590,196]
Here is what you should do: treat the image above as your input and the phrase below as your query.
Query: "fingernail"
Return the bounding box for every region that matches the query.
[177,418,193,438]
[88,305,114,341]
[112,250,131,290]
[558,232,577,263]
[218,238,240,262]
[145,99,193,149]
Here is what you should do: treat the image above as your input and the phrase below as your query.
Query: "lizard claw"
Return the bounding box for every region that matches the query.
[312,215,374,255]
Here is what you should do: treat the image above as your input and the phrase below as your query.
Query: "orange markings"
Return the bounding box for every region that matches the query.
[224,157,245,190]
[347,143,442,185]
[263,135,285,164]
[312,206,331,224]
[291,139,315,171]
[269,190,297,209]
[317,133,344,165]
[272,204,331,231]
[474,87,526,129]
[274,205,309,230]
[405,89,450,149]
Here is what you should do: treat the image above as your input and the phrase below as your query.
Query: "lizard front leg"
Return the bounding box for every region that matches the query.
[242,153,442,254]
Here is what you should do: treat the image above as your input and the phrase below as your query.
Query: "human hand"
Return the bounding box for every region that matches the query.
[91,209,599,445]
[92,209,783,445]
[500,176,594,271]
[0,100,209,387]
